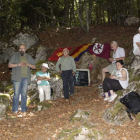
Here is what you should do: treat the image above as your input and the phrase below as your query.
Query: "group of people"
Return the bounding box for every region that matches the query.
[8,27,140,114]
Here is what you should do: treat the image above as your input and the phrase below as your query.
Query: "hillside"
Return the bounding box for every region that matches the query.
[0,25,140,140]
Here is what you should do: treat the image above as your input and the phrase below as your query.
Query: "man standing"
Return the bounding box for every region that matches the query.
[99,41,125,88]
[8,44,36,114]
[133,27,140,55]
[56,48,76,100]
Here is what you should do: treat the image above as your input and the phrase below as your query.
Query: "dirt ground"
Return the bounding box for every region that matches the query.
[0,86,140,140]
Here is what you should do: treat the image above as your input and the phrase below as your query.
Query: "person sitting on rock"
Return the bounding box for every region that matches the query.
[103,60,129,102]
[36,63,51,102]
[133,27,140,55]
[99,41,125,88]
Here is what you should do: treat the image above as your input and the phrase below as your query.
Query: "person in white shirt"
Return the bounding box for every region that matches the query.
[133,27,140,55]
[98,41,125,88]
[103,60,129,102]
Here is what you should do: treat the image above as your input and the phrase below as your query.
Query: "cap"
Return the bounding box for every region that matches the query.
[41,63,50,69]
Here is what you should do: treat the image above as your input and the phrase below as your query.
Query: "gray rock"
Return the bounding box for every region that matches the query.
[91,37,97,43]
[103,101,129,125]
[50,78,63,100]
[126,81,138,92]
[0,44,15,63]
[11,32,38,49]
[2,47,15,63]
[70,109,90,122]
[0,93,11,107]
[35,45,47,63]
[110,129,117,134]
[0,104,6,116]
[125,16,139,26]
[131,56,140,71]
[37,105,42,111]
[74,134,87,140]
[58,126,99,140]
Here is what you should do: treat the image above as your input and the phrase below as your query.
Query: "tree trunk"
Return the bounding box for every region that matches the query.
[74,0,85,30]
[0,17,2,38]
[85,1,89,33]
[64,0,70,25]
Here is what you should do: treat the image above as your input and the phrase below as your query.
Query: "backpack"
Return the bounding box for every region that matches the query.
[120,91,140,120]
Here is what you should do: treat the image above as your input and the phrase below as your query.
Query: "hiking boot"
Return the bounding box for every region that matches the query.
[104,97,109,101]
[98,84,102,89]
[108,94,117,102]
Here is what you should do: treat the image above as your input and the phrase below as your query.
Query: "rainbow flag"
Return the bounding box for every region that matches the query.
[48,47,73,61]
[70,44,92,61]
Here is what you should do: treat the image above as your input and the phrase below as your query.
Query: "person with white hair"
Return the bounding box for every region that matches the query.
[99,41,125,88]
[56,48,76,101]
[36,63,51,102]
[133,27,140,55]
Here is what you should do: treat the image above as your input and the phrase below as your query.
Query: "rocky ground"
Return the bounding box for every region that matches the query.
[0,86,140,140]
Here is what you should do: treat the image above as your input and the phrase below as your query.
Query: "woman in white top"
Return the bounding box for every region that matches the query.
[103,60,129,102]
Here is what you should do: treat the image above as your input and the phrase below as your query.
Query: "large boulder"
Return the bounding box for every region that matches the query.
[103,101,129,125]
[57,126,103,140]
[50,78,63,100]
[77,52,108,83]
[34,45,54,63]
[125,16,139,26]
[70,109,91,122]
[0,93,11,111]
[11,32,39,49]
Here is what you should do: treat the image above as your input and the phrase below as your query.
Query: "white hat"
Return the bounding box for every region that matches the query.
[41,63,50,69]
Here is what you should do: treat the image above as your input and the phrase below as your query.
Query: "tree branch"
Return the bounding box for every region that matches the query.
[31,5,70,26]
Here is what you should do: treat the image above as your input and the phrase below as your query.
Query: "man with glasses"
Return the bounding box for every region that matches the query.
[99,41,125,88]
[8,44,36,114]
[56,48,76,101]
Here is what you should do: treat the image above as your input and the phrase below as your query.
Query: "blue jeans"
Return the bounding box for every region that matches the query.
[61,70,74,99]
[12,77,28,112]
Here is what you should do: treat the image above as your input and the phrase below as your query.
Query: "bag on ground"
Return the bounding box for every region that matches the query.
[120,91,140,119]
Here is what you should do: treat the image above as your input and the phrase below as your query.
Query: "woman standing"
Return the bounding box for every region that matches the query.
[103,60,129,102]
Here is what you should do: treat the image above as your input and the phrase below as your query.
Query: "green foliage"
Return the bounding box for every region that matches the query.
[57,127,103,140]
[136,113,140,121]
[0,0,140,38]
[34,101,52,111]
[57,128,82,140]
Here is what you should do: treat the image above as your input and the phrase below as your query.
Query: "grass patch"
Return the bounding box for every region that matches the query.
[34,101,52,111]
[110,102,125,118]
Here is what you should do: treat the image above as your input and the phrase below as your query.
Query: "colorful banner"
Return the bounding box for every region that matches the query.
[87,43,111,59]
[70,44,92,61]
[48,47,73,61]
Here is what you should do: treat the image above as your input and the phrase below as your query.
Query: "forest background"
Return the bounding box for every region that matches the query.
[0,0,140,39]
